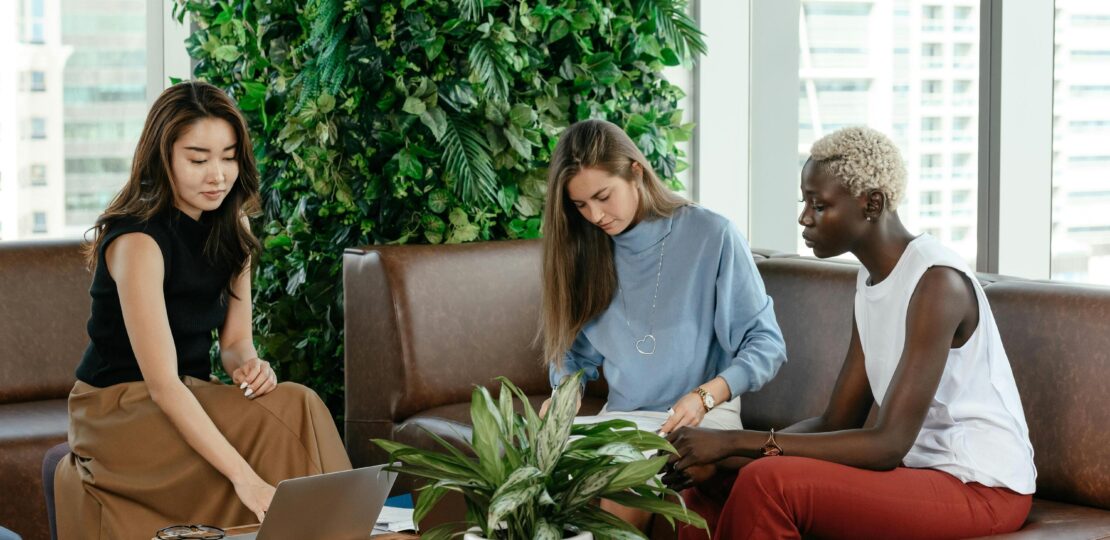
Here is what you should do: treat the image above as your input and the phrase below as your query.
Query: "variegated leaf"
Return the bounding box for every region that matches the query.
[532,519,562,540]
[487,483,544,528]
[471,386,506,482]
[414,484,449,524]
[597,442,644,463]
[536,371,583,474]
[604,456,668,491]
[562,465,622,510]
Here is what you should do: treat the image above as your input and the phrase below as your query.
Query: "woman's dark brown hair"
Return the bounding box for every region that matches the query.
[84,81,261,296]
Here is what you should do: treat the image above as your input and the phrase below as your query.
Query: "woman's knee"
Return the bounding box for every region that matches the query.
[271,381,329,408]
[732,456,814,500]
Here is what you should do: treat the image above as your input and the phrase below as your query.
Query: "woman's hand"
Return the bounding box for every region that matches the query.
[538,396,582,418]
[232,357,277,399]
[667,427,736,471]
[233,472,275,523]
[662,461,718,492]
[658,392,707,435]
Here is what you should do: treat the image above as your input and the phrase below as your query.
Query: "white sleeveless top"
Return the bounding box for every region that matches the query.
[855,235,1036,494]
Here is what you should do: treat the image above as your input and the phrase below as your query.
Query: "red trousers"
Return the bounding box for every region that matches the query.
[678,456,1031,540]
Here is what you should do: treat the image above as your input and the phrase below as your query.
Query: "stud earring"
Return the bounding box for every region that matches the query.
[866,216,874,222]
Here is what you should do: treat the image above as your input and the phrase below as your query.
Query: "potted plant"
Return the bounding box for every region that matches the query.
[373,371,708,540]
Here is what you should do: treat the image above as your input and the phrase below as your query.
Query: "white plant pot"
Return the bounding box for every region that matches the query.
[463,527,592,540]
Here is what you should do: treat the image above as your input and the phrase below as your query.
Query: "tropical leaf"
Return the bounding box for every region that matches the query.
[487,483,545,530]
[373,439,477,481]
[414,484,450,524]
[571,505,648,540]
[602,455,668,491]
[468,40,511,101]
[639,0,707,60]
[496,375,541,449]
[560,464,622,511]
[597,442,648,463]
[535,371,582,474]
[419,523,465,540]
[471,386,506,482]
[603,491,708,530]
[532,519,562,540]
[566,427,676,454]
[456,0,484,21]
[441,112,499,205]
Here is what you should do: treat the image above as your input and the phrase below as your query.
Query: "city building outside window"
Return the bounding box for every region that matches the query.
[32,212,47,234]
[798,1,980,265]
[30,164,47,186]
[1052,0,1110,285]
[2,0,148,242]
[30,117,47,139]
[30,0,46,43]
[31,71,46,91]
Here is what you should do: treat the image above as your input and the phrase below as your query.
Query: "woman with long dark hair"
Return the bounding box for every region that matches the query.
[539,119,788,529]
[54,81,350,539]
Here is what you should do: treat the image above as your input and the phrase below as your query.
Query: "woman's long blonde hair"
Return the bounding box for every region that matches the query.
[541,119,688,367]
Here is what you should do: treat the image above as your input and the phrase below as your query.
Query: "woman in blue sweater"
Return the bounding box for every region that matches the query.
[538,119,787,528]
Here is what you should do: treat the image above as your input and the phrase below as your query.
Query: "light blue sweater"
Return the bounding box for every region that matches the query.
[549,205,787,412]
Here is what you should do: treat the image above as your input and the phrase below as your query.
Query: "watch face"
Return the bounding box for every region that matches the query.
[705,395,715,408]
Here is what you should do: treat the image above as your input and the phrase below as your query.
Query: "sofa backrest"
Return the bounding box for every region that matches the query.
[985,280,1110,509]
[743,257,858,430]
[344,241,551,423]
[0,240,89,404]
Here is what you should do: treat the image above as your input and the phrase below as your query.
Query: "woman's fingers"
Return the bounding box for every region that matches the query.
[251,371,278,399]
[247,362,269,389]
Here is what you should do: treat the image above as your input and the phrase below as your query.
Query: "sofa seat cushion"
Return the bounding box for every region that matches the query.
[972,499,1110,539]
[394,396,606,453]
[0,399,70,540]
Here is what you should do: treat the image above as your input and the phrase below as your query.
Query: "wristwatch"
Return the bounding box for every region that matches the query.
[693,387,715,412]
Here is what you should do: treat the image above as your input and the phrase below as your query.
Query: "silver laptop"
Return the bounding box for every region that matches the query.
[227,464,398,540]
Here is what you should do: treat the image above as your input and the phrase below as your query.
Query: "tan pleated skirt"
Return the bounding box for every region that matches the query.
[54,376,352,540]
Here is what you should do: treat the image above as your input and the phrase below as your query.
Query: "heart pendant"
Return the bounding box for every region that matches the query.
[635,335,657,355]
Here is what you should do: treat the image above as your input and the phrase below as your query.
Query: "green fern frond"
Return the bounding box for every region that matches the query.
[456,0,484,22]
[641,0,707,59]
[468,40,511,102]
[442,114,499,205]
[292,0,350,112]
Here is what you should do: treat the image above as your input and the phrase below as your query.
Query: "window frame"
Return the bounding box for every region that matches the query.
[692,0,1058,280]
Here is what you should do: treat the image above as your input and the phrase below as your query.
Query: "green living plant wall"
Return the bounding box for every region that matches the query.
[178,0,704,418]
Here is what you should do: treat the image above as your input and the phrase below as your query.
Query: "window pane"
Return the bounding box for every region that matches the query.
[798,1,979,265]
[2,0,148,240]
[1052,0,1110,284]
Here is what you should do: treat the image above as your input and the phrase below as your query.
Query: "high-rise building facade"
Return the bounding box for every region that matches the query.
[798,0,1110,285]
[0,0,145,242]
[797,0,981,265]
[1052,0,1110,285]
[59,0,147,234]
[2,0,71,241]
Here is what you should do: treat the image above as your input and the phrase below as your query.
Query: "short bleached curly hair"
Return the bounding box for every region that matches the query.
[809,126,907,211]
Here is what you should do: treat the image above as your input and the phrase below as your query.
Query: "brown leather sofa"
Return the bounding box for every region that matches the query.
[344,239,1110,539]
[0,240,88,540]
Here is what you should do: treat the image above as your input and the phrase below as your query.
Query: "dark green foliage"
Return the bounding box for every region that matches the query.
[178,0,703,421]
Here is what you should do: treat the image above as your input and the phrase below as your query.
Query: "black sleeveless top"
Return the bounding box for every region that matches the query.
[76,208,232,387]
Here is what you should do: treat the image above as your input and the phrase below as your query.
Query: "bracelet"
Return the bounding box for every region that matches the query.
[760,428,784,457]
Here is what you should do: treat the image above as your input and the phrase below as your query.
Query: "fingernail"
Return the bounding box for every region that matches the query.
[657,430,667,437]
[245,388,254,397]
[240,382,248,389]
[667,408,675,416]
